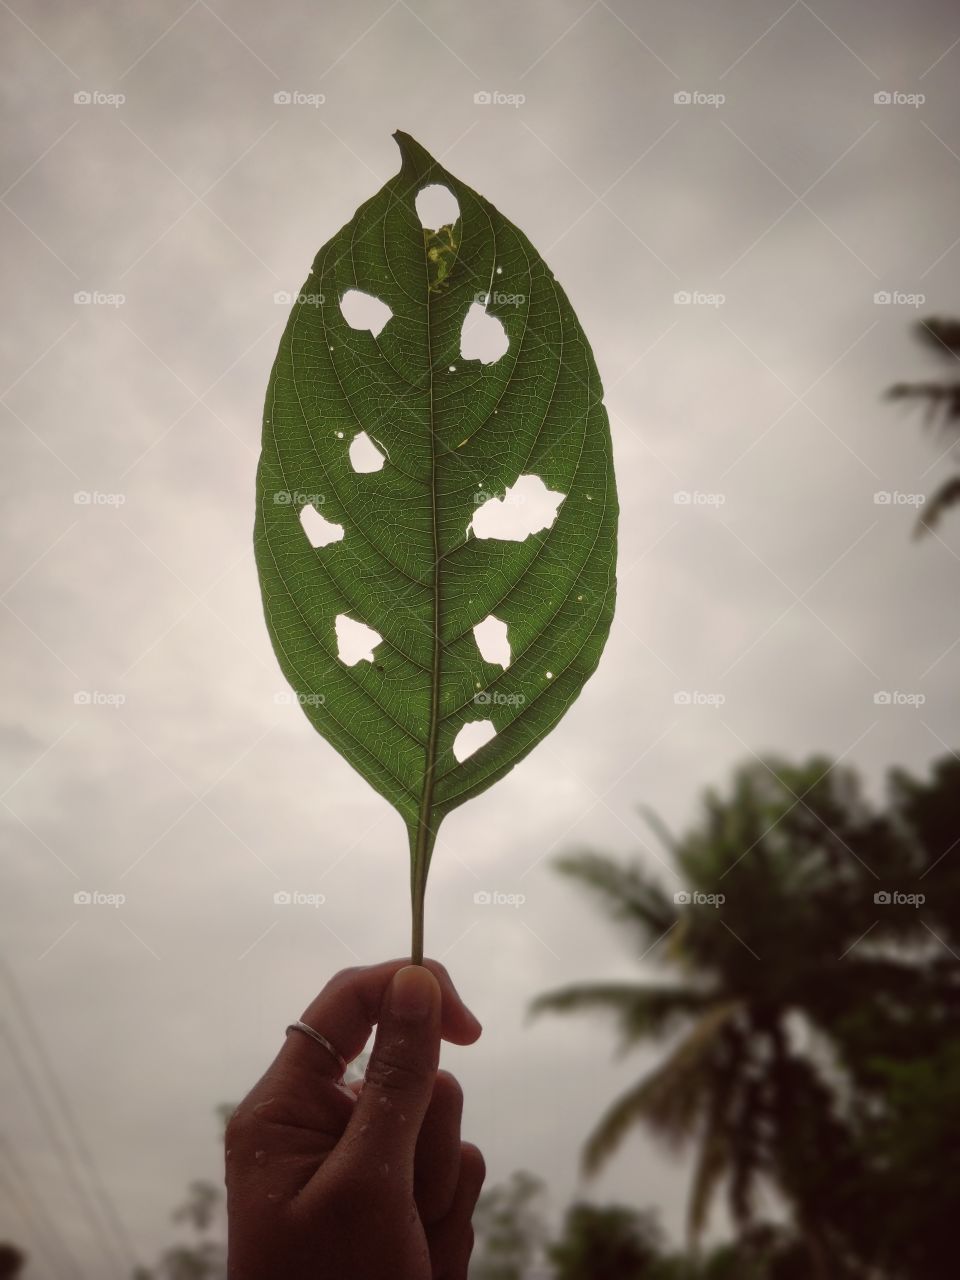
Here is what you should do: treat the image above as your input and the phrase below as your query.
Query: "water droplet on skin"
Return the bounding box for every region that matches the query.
[266,1191,281,1202]
[255,1150,268,1166]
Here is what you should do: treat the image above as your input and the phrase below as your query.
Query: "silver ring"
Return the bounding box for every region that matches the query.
[285,1020,348,1078]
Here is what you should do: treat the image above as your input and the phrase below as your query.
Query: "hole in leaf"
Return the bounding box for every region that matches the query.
[335,614,383,666]
[348,431,386,473]
[340,289,392,338]
[460,301,509,365]
[453,719,497,762]
[473,615,511,669]
[468,475,566,542]
[299,504,344,548]
[415,184,460,229]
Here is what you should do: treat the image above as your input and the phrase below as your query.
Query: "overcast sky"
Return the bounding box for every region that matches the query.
[2,0,960,1274]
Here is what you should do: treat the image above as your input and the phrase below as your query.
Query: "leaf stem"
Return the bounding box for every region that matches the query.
[410,203,443,966]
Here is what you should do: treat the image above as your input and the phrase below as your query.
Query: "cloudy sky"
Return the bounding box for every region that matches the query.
[2,0,960,1273]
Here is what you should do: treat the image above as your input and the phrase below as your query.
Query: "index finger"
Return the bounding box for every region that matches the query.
[282,958,482,1084]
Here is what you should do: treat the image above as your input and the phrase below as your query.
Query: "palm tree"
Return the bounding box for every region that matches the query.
[886,316,960,535]
[530,757,925,1278]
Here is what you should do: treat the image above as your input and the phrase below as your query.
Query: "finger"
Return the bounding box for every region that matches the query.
[281,957,481,1090]
[336,965,442,1173]
[414,1071,464,1224]
[428,1143,486,1280]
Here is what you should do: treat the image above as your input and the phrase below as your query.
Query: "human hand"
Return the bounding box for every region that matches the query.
[225,958,485,1280]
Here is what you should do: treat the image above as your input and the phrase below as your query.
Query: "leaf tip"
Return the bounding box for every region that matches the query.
[392,130,441,180]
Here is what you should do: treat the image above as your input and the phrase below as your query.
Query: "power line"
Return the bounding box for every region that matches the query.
[0,1131,81,1280]
[0,954,139,1277]
[0,1015,104,1278]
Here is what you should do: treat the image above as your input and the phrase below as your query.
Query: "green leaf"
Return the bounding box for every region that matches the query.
[254,132,618,959]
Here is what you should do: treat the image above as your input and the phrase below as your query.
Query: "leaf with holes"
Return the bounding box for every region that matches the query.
[255,132,618,961]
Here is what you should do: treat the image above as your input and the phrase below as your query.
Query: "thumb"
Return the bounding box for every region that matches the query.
[341,964,442,1172]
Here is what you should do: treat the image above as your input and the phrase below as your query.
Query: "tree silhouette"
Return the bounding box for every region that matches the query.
[531,757,926,1278]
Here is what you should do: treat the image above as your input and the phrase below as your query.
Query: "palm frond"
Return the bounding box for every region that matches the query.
[914,316,960,358]
[553,851,677,939]
[688,1116,729,1241]
[528,981,718,1051]
[581,1000,743,1173]
[915,475,960,537]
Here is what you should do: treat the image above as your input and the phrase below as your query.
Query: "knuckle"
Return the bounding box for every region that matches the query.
[364,1047,431,1097]
[330,964,363,989]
